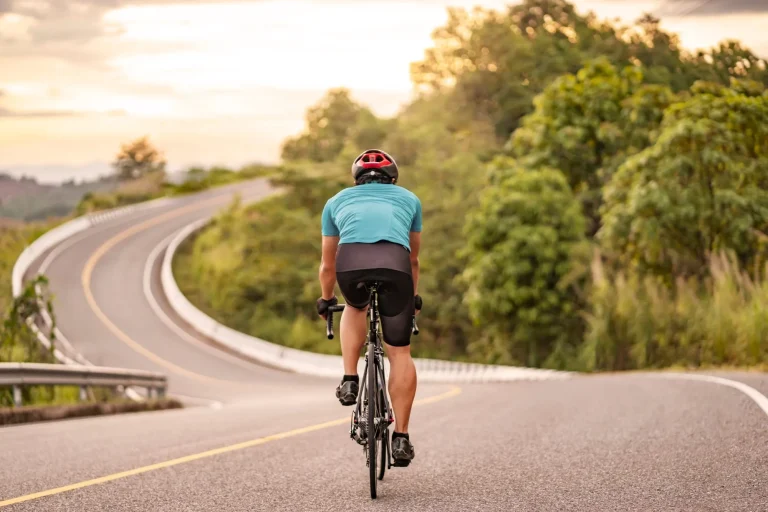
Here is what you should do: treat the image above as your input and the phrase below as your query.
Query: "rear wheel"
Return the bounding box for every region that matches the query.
[378,426,388,481]
[367,342,377,499]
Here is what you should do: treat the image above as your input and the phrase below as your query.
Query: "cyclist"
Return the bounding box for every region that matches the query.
[316,149,422,467]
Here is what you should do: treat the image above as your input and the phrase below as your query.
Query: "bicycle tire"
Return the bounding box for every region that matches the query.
[378,421,388,481]
[368,341,378,499]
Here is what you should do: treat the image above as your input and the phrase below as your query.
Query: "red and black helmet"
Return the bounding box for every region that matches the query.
[351,149,399,183]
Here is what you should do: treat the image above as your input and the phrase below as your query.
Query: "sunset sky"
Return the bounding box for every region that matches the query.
[1,0,767,183]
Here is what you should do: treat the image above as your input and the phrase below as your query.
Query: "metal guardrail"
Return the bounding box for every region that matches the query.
[0,363,167,407]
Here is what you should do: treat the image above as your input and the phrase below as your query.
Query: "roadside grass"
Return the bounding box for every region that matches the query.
[0,396,183,426]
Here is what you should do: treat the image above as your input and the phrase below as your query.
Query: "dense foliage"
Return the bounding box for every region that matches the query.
[600,81,768,279]
[462,160,588,367]
[177,0,768,370]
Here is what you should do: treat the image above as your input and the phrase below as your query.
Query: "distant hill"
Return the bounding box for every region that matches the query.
[0,173,119,221]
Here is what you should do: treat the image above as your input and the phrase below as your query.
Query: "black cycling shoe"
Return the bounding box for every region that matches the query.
[391,436,415,467]
[335,380,358,406]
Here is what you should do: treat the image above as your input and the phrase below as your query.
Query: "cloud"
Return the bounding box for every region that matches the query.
[0,106,122,117]
[0,107,82,117]
[657,0,768,17]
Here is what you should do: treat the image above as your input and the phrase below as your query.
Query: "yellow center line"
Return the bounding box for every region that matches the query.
[81,195,246,385]
[0,386,462,507]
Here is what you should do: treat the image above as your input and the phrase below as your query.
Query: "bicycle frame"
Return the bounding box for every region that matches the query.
[325,285,395,464]
[353,285,394,459]
[324,284,419,495]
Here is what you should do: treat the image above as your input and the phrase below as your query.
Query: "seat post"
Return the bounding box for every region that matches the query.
[367,282,380,345]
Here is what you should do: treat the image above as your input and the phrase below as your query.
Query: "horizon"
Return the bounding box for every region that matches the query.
[2,0,768,184]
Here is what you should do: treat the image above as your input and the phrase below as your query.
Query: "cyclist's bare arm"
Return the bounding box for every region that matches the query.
[319,235,339,300]
[409,231,421,297]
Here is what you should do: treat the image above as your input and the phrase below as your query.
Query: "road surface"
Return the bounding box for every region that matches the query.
[2,180,767,511]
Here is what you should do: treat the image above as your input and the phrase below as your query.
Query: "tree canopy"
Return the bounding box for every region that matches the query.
[178,0,768,371]
[599,81,768,279]
[112,136,166,181]
[280,88,391,163]
[462,160,588,367]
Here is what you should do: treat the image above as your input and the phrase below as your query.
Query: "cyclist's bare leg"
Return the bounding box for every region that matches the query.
[340,306,368,374]
[386,344,417,433]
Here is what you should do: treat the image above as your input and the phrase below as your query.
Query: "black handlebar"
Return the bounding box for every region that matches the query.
[325,304,420,339]
[326,305,346,339]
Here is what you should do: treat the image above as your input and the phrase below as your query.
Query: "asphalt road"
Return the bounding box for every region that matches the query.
[2,180,767,511]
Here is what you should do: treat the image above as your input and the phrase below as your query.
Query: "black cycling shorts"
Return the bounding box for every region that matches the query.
[336,241,414,347]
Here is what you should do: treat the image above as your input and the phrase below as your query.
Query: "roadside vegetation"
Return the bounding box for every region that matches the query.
[176,0,768,372]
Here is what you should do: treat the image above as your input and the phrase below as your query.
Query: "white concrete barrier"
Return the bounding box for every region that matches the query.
[161,219,572,383]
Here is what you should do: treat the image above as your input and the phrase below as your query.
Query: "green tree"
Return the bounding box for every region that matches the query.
[398,151,487,359]
[280,88,389,163]
[461,159,588,367]
[411,1,683,139]
[508,59,676,234]
[410,3,582,138]
[382,94,499,167]
[112,136,166,181]
[599,83,768,279]
[411,0,764,142]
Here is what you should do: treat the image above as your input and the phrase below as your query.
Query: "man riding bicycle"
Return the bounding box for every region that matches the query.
[316,149,422,467]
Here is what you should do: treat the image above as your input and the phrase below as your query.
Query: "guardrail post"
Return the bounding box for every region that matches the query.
[79,385,88,402]
[157,386,166,399]
[12,385,22,407]
[147,387,154,400]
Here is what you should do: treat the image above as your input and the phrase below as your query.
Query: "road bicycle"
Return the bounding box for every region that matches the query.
[325,282,418,499]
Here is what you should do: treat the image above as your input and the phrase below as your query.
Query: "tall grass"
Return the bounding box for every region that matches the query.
[581,251,768,371]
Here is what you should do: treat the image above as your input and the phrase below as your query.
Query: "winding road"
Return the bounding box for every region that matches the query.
[2,179,767,511]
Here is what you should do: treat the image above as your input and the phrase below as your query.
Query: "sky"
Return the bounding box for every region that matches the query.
[1,0,768,184]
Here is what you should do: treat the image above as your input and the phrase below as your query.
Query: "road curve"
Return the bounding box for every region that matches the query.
[2,181,768,510]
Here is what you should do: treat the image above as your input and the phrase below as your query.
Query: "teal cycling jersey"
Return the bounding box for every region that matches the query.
[321,183,422,251]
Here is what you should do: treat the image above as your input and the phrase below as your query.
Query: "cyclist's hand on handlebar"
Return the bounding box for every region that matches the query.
[316,296,338,320]
[414,294,423,315]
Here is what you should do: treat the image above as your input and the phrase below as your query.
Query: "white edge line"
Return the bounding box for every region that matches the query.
[142,231,264,371]
[656,372,768,419]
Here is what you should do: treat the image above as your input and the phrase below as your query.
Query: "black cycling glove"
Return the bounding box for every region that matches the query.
[316,296,338,318]
[414,294,423,312]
